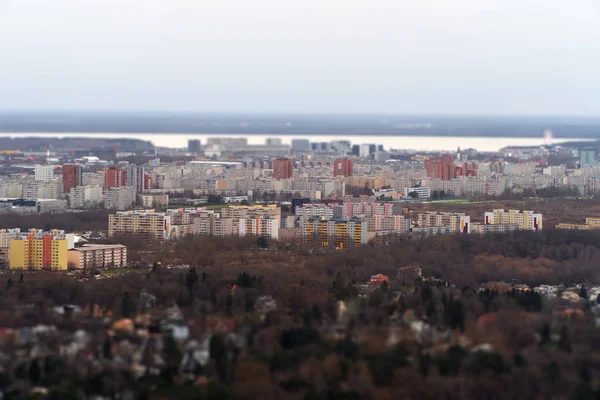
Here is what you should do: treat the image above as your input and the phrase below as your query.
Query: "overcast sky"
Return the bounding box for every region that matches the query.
[1,0,599,115]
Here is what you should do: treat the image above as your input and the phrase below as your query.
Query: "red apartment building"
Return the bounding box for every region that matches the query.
[273,158,294,179]
[62,164,82,193]
[104,167,127,189]
[333,158,354,177]
[425,156,478,180]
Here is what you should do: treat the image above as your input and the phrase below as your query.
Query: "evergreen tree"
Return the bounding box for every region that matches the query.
[185,267,199,293]
[311,304,322,325]
[121,292,135,318]
[225,294,233,315]
[540,324,550,345]
[558,325,572,353]
[19,273,23,284]
[381,281,388,293]
[256,236,269,249]
[579,285,588,299]
[28,359,41,384]
[210,335,228,381]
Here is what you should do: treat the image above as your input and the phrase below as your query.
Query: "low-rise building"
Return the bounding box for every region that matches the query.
[67,244,128,269]
[556,217,600,230]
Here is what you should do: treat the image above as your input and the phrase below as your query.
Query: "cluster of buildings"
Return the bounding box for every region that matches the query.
[104,199,544,249]
[108,205,281,241]
[0,228,127,270]
[3,137,600,216]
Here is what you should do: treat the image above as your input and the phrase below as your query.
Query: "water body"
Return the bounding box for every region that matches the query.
[2,112,600,138]
[1,132,590,152]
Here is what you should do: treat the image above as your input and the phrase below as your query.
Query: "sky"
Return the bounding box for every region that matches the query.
[1,0,600,115]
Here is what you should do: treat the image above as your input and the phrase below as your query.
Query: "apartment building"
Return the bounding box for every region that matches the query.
[140,194,169,209]
[105,187,136,210]
[34,165,55,182]
[69,185,103,209]
[239,216,280,240]
[340,202,394,218]
[62,164,83,194]
[412,226,453,237]
[67,244,127,269]
[220,204,281,220]
[368,215,410,233]
[484,209,543,231]
[417,212,471,233]
[470,223,520,234]
[404,187,431,199]
[333,158,354,177]
[556,217,600,230]
[109,211,169,240]
[295,203,339,219]
[273,158,294,179]
[9,234,68,270]
[303,218,368,248]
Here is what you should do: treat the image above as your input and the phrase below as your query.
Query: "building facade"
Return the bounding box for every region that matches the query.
[67,244,127,269]
[333,158,354,177]
[62,164,82,194]
[9,234,68,270]
[273,158,294,180]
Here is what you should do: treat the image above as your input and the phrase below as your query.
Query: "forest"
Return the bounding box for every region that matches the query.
[1,230,600,398]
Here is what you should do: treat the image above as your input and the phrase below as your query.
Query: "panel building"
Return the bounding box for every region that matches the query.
[417,212,471,233]
[239,216,280,240]
[333,158,354,177]
[68,244,127,269]
[484,209,543,231]
[273,158,294,179]
[34,165,55,182]
[303,218,368,248]
[62,164,83,194]
[9,233,68,270]
[104,167,127,189]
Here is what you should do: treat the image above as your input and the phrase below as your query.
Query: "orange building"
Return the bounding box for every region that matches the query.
[273,158,294,179]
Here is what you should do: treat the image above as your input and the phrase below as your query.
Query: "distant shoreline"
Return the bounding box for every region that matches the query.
[1,112,600,138]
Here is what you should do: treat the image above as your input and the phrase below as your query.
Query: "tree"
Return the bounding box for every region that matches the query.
[121,292,135,318]
[381,281,388,292]
[444,299,465,332]
[19,274,23,284]
[407,191,419,199]
[210,335,228,381]
[256,236,269,249]
[579,285,588,299]
[558,325,572,353]
[6,279,12,290]
[185,266,198,293]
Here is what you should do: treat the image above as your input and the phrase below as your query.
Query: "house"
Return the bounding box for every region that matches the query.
[369,274,389,285]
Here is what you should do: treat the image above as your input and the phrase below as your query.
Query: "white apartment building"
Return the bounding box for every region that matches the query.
[295,204,336,219]
[404,187,431,199]
[34,165,55,182]
[368,215,410,233]
[417,212,471,233]
[104,187,136,210]
[69,185,104,209]
[0,183,23,198]
[470,223,520,234]
[239,216,279,240]
[484,209,543,231]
